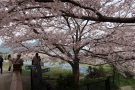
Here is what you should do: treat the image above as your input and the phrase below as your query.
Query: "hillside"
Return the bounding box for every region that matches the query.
[0,40,38,54]
[0,46,10,53]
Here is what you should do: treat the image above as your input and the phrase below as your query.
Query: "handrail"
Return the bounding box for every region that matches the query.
[31,66,54,90]
[33,70,53,90]
[10,64,23,90]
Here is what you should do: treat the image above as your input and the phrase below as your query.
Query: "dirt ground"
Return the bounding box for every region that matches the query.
[0,69,30,90]
[120,86,134,90]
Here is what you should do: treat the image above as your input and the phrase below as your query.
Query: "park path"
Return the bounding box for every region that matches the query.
[0,69,30,90]
[120,86,134,90]
[0,70,12,90]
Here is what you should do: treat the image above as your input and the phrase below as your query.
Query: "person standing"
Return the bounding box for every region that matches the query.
[33,53,40,65]
[8,54,13,72]
[32,53,42,78]
[13,53,23,75]
[0,55,3,74]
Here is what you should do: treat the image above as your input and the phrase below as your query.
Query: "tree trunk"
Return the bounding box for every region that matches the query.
[71,61,79,87]
[112,65,116,84]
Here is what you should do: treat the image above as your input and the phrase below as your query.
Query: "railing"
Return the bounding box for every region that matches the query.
[85,75,120,90]
[30,65,53,90]
[10,64,23,90]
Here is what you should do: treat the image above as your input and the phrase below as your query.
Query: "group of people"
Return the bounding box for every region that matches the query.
[0,53,24,74]
[0,53,40,74]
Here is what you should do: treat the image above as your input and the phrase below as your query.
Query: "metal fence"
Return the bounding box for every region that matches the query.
[30,65,53,90]
[83,75,120,90]
[26,65,120,90]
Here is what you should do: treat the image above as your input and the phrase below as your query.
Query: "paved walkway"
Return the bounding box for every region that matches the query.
[0,70,30,90]
[0,70,12,90]
[120,86,135,90]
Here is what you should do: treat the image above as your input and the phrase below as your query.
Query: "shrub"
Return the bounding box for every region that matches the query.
[56,73,74,90]
[85,66,108,79]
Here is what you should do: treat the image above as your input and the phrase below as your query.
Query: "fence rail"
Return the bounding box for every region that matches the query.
[29,65,53,90]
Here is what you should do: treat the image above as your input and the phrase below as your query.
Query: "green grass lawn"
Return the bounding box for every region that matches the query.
[3,62,10,69]
[114,75,135,87]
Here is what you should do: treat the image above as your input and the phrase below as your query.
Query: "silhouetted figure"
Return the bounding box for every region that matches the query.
[32,53,42,82]
[33,53,40,65]
[8,54,13,72]
[0,55,3,74]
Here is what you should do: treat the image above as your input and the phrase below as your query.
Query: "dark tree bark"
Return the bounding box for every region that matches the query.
[69,60,80,87]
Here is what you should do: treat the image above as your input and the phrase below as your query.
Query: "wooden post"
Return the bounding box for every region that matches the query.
[86,83,90,90]
[10,64,23,90]
[105,77,110,90]
[31,68,34,90]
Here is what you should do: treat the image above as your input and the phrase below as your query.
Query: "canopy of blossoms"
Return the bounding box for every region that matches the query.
[0,0,135,77]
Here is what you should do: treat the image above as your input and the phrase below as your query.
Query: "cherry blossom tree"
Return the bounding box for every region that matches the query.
[1,15,135,86]
[1,0,135,87]
[1,0,135,25]
[34,0,135,23]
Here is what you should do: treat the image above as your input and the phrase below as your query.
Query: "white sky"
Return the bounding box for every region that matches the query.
[0,39,2,45]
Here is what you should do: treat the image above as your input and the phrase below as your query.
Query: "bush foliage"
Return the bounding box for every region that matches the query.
[56,73,74,90]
